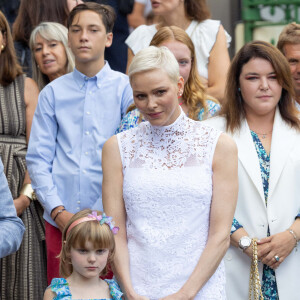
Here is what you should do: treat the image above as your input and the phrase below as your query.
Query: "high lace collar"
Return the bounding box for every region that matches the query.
[149,108,187,137]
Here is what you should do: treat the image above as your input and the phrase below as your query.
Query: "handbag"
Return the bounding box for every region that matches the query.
[248,238,264,300]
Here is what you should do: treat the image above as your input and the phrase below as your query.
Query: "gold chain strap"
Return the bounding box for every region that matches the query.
[249,238,264,300]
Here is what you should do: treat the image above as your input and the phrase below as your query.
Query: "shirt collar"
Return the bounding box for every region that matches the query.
[73,61,111,90]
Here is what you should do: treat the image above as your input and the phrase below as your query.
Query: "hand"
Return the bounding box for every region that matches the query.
[127,293,149,300]
[257,231,296,269]
[160,290,191,300]
[55,210,74,232]
[14,195,31,216]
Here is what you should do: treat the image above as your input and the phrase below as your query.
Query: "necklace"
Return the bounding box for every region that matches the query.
[250,129,273,139]
[179,100,184,106]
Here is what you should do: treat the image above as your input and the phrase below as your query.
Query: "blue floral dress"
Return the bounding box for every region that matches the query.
[48,278,123,300]
[116,100,220,133]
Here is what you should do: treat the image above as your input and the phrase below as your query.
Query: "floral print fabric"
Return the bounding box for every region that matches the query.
[49,278,123,300]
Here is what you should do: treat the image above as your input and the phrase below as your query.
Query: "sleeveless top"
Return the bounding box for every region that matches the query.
[0,74,47,299]
[125,20,231,79]
[49,278,123,300]
[117,111,226,299]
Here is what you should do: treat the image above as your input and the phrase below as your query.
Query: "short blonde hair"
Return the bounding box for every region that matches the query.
[128,46,180,84]
[277,22,300,54]
[30,22,75,90]
[59,209,116,278]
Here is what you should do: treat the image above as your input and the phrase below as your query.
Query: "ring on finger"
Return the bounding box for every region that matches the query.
[274,255,280,262]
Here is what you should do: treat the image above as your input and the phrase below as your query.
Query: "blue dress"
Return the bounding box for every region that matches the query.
[49,278,123,300]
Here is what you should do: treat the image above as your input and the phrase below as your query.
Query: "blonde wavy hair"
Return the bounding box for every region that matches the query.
[126,26,217,120]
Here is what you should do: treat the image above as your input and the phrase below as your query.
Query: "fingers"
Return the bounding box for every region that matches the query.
[257,236,271,244]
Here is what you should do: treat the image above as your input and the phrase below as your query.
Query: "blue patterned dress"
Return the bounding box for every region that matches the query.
[48,278,123,300]
[116,100,220,133]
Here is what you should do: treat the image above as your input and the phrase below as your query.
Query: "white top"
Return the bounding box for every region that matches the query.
[117,111,226,299]
[125,20,231,79]
[295,100,300,111]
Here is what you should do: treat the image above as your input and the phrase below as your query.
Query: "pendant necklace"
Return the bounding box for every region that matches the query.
[251,129,273,139]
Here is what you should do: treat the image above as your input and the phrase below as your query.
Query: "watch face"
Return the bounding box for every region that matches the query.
[239,236,251,250]
[241,238,251,247]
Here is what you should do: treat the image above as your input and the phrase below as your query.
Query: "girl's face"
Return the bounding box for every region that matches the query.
[132,68,184,127]
[70,241,109,279]
[239,57,282,118]
[67,0,83,12]
[159,40,192,85]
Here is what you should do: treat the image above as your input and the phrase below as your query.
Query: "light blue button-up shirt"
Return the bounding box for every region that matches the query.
[0,159,25,258]
[26,62,133,226]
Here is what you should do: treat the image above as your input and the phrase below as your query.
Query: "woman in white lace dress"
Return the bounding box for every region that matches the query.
[102,46,238,300]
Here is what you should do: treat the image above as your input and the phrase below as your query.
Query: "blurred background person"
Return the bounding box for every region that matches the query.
[126,0,231,102]
[12,0,82,77]
[117,25,220,133]
[205,41,300,300]
[0,10,46,299]
[127,0,154,32]
[29,22,75,90]
[277,22,300,111]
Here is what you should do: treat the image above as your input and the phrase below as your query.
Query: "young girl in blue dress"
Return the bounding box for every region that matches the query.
[43,209,122,300]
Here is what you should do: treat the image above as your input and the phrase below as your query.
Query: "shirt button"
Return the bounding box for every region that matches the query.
[86,111,91,115]
[85,152,88,155]
[77,201,80,204]
[85,131,90,135]
[83,170,87,174]
[77,207,80,210]
[89,91,92,95]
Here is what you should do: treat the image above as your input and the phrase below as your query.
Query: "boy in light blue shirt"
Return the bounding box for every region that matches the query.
[26,2,133,281]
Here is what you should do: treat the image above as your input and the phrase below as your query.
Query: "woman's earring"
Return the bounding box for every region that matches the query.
[238,87,241,92]
[1,45,4,50]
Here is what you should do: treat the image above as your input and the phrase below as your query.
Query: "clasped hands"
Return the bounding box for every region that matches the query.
[128,289,191,300]
[244,231,296,269]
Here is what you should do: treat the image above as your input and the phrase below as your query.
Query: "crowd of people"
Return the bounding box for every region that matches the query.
[0,1,299,300]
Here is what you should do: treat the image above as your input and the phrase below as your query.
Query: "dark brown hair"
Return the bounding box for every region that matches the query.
[0,10,23,86]
[185,0,211,22]
[59,209,116,278]
[67,2,116,33]
[277,22,300,54]
[13,0,69,44]
[222,40,300,132]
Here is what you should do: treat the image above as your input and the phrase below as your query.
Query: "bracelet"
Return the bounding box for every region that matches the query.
[287,229,299,251]
[53,208,66,222]
[20,184,37,201]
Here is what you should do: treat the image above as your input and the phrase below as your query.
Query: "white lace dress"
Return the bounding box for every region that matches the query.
[116,111,226,299]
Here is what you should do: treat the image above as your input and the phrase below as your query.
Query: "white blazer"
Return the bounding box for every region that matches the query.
[203,109,300,300]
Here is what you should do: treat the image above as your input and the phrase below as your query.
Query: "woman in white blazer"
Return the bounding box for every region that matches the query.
[204,41,300,300]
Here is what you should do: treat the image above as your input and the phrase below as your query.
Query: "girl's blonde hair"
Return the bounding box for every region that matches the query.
[59,209,116,278]
[151,26,218,120]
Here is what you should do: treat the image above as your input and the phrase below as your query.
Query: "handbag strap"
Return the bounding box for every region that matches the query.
[249,238,264,300]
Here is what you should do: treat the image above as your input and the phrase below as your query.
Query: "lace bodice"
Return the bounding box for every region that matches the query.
[117,111,226,299]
